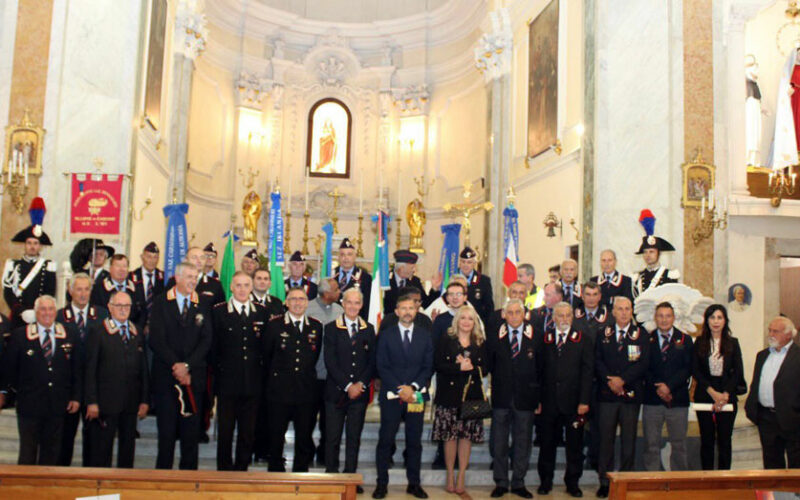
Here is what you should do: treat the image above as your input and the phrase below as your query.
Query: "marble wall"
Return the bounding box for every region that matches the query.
[38,0,146,263]
[592,0,685,278]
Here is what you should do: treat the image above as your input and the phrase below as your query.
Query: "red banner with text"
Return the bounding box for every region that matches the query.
[69,173,124,236]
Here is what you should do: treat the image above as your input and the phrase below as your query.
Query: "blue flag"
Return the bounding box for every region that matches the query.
[502,204,519,258]
[163,203,189,285]
[438,224,461,289]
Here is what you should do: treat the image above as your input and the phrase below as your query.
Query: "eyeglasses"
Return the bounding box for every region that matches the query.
[109,303,132,309]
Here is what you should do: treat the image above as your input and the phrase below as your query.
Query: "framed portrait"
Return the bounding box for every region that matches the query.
[143,0,167,130]
[681,151,715,207]
[4,111,44,177]
[527,0,559,159]
[727,283,752,312]
[306,98,352,179]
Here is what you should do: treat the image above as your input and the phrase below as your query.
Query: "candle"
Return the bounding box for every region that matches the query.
[288,164,293,210]
[246,132,252,169]
[708,189,715,210]
[793,173,797,187]
[304,165,310,212]
[379,165,384,210]
[359,174,364,214]
[147,185,153,199]
[700,197,705,219]
[397,172,402,215]
[23,160,28,186]
[269,163,275,193]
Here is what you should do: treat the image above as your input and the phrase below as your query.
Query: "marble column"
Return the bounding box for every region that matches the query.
[580,0,596,280]
[683,0,714,296]
[475,8,513,302]
[0,0,54,293]
[167,0,208,203]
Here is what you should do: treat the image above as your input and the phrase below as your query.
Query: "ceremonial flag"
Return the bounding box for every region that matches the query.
[438,224,461,289]
[268,192,286,301]
[321,222,334,279]
[163,203,189,285]
[367,211,390,328]
[220,230,238,301]
[502,204,519,288]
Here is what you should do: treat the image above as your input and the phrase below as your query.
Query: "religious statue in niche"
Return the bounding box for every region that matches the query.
[745,54,764,166]
[526,0,559,159]
[306,98,351,179]
[242,190,262,246]
[770,47,800,169]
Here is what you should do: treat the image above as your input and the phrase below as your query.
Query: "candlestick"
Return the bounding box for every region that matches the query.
[359,174,364,214]
[284,209,292,255]
[302,210,310,255]
[304,165,310,212]
[395,215,402,250]
[356,213,364,258]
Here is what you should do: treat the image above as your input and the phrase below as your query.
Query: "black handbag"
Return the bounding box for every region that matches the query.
[459,367,491,420]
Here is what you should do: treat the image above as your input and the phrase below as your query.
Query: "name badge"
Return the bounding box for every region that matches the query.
[627,345,641,362]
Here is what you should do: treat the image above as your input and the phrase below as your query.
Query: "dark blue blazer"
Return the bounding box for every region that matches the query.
[376,323,434,404]
[644,328,693,407]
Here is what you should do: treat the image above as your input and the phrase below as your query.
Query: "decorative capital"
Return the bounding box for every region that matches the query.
[392,85,430,115]
[235,71,272,108]
[175,0,209,60]
[474,8,513,82]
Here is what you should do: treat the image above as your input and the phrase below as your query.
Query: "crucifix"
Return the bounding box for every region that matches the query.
[327,187,345,234]
[442,181,494,248]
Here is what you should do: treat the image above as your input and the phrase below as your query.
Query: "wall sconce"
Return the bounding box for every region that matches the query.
[551,139,562,156]
[543,211,562,238]
[238,165,260,189]
[132,185,153,221]
[691,194,728,245]
[768,167,797,207]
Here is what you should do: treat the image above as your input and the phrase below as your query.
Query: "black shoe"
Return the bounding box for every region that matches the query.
[356,485,364,494]
[135,429,141,439]
[510,487,533,498]
[567,486,583,498]
[200,432,210,444]
[491,487,509,498]
[372,485,387,499]
[596,485,609,498]
[406,485,428,499]
[537,483,552,495]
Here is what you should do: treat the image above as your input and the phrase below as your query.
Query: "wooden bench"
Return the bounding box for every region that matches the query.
[609,469,800,499]
[0,465,362,499]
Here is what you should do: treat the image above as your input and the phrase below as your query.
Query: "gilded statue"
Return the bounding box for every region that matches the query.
[406,198,426,253]
[242,190,262,245]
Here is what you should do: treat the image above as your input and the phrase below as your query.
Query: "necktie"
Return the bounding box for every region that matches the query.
[403,329,411,352]
[295,320,302,333]
[351,322,358,338]
[182,298,189,321]
[77,311,86,340]
[606,274,614,282]
[557,332,566,351]
[400,278,406,288]
[661,333,670,355]
[146,273,154,303]
[117,283,124,292]
[510,329,520,358]
[42,329,53,362]
[618,330,626,351]
[240,306,247,319]
[120,324,129,345]
[340,274,348,288]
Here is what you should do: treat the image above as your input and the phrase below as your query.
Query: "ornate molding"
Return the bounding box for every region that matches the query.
[392,85,430,115]
[175,0,209,60]
[474,8,513,82]
[235,71,272,108]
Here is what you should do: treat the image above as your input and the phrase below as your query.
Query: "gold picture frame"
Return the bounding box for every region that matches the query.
[4,109,44,177]
[681,150,715,208]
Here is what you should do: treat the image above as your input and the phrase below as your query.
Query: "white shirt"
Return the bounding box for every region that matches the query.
[176,291,190,313]
[615,323,631,343]
[71,304,89,320]
[345,316,360,337]
[556,329,569,343]
[37,323,55,349]
[231,298,249,316]
[399,322,415,343]
[657,328,674,349]
[288,313,304,332]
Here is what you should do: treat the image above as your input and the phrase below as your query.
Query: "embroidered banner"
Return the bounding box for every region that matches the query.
[69,173,124,236]
[163,203,189,285]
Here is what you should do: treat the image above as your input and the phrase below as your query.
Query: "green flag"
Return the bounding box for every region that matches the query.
[269,242,285,301]
[220,232,237,301]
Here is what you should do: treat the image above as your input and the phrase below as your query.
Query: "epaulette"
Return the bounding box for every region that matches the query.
[45,260,57,272]
[668,268,680,280]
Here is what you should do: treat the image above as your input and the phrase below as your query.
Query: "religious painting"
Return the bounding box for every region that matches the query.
[306,98,352,179]
[143,0,167,130]
[727,283,752,312]
[527,0,559,159]
[681,152,715,208]
[4,111,44,177]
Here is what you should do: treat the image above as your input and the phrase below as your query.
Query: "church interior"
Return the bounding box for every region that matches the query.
[2,0,800,498]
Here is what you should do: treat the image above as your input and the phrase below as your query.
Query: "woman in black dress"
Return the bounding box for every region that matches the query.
[692,304,746,470]
[433,305,486,494]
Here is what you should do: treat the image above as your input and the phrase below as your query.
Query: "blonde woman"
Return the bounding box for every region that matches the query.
[432,305,487,494]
